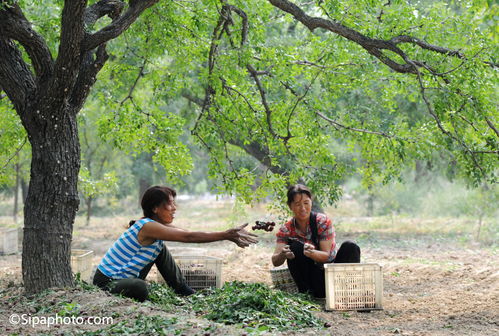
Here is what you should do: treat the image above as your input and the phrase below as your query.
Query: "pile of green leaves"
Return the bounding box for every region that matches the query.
[188,281,324,332]
[147,282,185,312]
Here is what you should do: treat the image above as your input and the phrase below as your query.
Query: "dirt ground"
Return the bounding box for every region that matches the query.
[0,209,497,335]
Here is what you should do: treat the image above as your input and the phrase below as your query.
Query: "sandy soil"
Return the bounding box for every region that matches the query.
[0,216,497,335]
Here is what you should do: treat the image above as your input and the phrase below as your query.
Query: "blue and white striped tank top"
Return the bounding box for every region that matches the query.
[97,218,163,279]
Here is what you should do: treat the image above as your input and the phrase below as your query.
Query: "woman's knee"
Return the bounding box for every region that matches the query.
[128,279,149,302]
[335,240,361,263]
[341,240,360,252]
[109,278,149,302]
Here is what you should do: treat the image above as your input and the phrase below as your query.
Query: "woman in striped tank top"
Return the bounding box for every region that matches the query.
[93,186,257,302]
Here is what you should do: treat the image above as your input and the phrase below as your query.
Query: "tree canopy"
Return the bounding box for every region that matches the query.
[93,0,497,204]
[3,0,496,200]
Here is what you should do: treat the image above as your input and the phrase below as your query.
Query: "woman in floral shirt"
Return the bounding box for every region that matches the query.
[272,184,360,298]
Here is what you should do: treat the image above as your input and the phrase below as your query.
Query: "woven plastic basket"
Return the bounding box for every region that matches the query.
[325,263,383,311]
[157,256,222,290]
[270,266,298,293]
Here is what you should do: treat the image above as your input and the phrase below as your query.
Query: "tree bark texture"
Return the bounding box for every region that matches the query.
[22,103,80,292]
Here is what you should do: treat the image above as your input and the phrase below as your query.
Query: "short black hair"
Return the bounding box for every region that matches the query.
[287,184,313,206]
[141,186,177,218]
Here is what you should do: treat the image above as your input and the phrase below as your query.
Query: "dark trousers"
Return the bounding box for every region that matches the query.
[93,244,186,302]
[287,240,360,298]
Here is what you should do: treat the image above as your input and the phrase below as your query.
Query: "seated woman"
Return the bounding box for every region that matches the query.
[272,184,360,298]
[94,185,257,302]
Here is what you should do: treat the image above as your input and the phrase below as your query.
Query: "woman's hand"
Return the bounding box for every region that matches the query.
[225,223,259,248]
[303,242,315,258]
[280,245,295,260]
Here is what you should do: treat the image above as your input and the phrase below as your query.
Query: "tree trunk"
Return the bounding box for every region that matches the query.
[476,213,483,241]
[21,103,80,294]
[139,178,151,205]
[366,185,375,217]
[13,157,20,223]
[86,197,92,226]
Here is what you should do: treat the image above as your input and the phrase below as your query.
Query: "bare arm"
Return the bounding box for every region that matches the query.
[272,242,295,267]
[140,222,257,247]
[161,223,187,231]
[303,239,333,263]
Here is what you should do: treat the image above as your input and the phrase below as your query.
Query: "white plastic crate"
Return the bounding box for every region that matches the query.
[0,228,18,255]
[71,249,94,282]
[325,263,383,311]
[157,256,222,290]
[270,265,298,293]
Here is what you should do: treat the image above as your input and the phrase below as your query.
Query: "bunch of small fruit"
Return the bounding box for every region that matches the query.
[252,221,276,232]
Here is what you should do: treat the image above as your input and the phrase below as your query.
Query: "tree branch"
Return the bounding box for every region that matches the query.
[485,118,499,139]
[315,110,397,138]
[84,0,126,28]
[191,6,227,135]
[376,0,391,23]
[46,0,87,105]
[119,55,147,106]
[222,82,259,116]
[472,150,499,154]
[0,4,54,80]
[292,59,358,69]
[182,90,285,175]
[268,0,465,74]
[246,64,291,141]
[221,78,268,133]
[83,0,159,51]
[0,136,27,172]
[285,68,323,140]
[69,45,109,111]
[390,35,464,58]
[281,75,407,141]
[223,2,248,47]
[69,0,133,111]
[0,37,35,112]
[411,60,487,175]
[181,90,204,106]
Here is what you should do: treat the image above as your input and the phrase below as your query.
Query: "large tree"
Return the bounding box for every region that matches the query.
[0,0,167,294]
[0,0,496,294]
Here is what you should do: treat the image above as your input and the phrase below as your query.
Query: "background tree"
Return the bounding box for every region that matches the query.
[0,97,30,223]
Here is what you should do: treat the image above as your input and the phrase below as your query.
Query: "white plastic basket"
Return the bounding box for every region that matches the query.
[0,228,18,255]
[325,263,383,311]
[71,249,94,282]
[157,256,222,290]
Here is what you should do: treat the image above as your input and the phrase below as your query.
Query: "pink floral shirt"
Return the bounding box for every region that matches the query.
[276,212,336,262]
